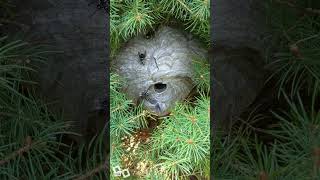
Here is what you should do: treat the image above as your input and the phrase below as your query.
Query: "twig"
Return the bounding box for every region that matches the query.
[289,34,320,58]
[313,147,320,177]
[74,159,109,180]
[259,171,268,180]
[295,34,320,45]
[0,136,33,166]
[237,116,270,134]
[274,0,320,16]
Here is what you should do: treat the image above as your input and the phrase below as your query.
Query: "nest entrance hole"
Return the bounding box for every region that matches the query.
[154,83,167,93]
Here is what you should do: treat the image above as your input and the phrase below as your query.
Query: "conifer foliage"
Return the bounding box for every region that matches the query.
[0,36,109,180]
[4,0,320,179]
[110,74,210,179]
[110,62,210,179]
[110,0,210,57]
[211,1,320,179]
[0,2,109,179]
[110,1,210,179]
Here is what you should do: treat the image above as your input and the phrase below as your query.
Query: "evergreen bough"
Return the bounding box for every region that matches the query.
[211,1,320,179]
[2,0,320,179]
[110,0,210,57]
[110,1,210,179]
[0,4,108,178]
[110,61,210,179]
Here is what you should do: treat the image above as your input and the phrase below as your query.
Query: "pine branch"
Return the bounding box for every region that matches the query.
[176,0,192,13]
[73,159,108,180]
[0,136,34,166]
[109,1,210,178]
[313,147,320,177]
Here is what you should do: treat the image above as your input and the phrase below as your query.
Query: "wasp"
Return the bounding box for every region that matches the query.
[138,51,146,65]
[145,30,155,39]
[139,90,157,105]
[98,0,109,12]
[88,0,108,17]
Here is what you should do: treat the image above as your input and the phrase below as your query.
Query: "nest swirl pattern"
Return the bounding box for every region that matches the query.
[113,26,206,116]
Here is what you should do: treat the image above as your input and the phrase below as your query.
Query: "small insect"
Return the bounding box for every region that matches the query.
[88,0,108,17]
[139,90,157,105]
[97,0,109,11]
[138,51,146,65]
[145,30,155,39]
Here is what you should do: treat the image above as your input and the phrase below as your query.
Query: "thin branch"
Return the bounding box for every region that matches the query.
[74,159,109,180]
[0,136,33,166]
[295,34,320,45]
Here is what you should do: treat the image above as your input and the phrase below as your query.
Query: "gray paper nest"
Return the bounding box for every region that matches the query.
[113,26,207,116]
